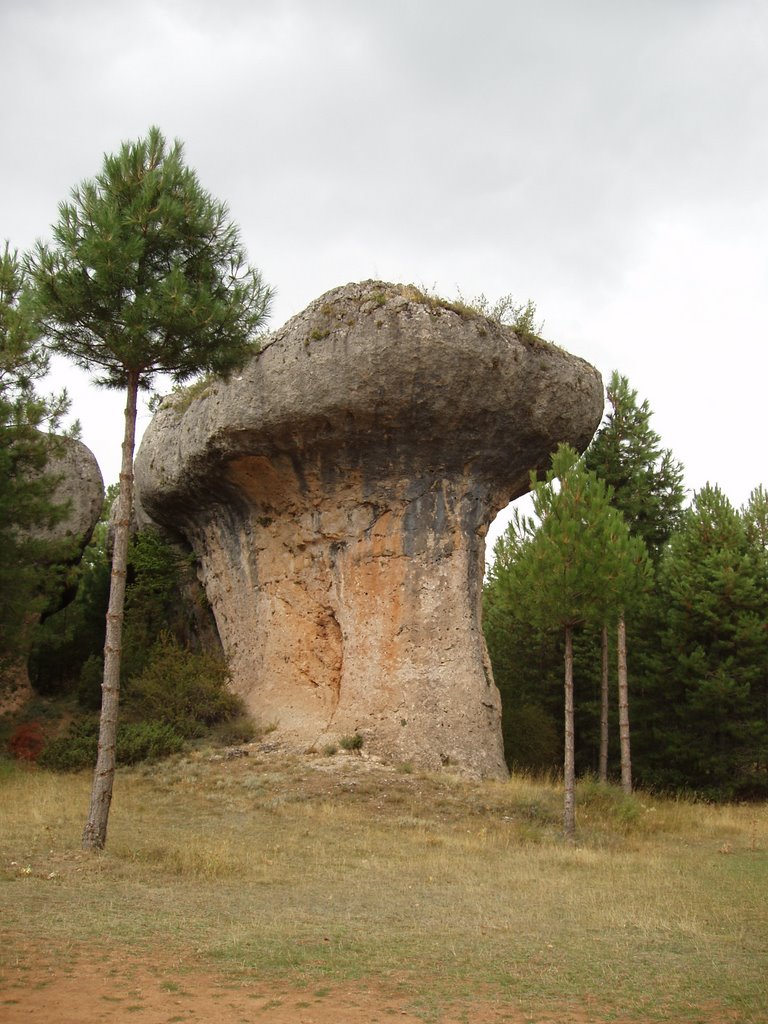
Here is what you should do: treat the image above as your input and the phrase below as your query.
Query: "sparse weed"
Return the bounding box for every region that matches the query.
[398,284,544,340]
[455,290,544,337]
[160,374,215,416]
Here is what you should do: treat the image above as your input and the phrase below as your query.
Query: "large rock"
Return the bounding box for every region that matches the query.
[30,435,105,547]
[135,282,603,777]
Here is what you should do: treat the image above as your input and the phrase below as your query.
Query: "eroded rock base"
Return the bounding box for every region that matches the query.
[192,457,506,777]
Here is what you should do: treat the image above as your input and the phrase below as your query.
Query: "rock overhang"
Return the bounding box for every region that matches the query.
[142,283,602,498]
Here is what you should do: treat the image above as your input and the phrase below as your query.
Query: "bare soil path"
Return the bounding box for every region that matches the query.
[0,942,660,1024]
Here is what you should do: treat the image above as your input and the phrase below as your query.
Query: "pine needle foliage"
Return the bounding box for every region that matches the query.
[26,126,273,850]
[585,371,685,562]
[27,127,273,390]
[507,445,650,837]
[0,243,73,680]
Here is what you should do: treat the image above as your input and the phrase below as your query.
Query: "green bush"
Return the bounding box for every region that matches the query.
[117,721,184,764]
[39,717,185,771]
[39,718,99,771]
[41,634,247,771]
[120,531,189,684]
[125,632,243,739]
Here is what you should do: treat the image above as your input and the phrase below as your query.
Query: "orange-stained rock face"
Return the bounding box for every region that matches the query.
[135,281,604,777]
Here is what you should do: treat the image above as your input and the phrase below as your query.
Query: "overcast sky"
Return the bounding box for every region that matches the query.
[2,0,766,550]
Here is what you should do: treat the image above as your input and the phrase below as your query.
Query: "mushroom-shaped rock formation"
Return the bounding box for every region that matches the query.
[135,282,603,777]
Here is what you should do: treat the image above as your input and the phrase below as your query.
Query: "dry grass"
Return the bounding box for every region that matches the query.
[1,749,766,1022]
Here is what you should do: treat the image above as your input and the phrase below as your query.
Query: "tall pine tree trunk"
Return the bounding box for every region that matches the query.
[564,624,576,840]
[82,372,139,850]
[617,612,632,795]
[599,622,609,782]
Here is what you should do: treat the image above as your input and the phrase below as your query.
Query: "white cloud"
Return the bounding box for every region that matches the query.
[1,0,765,519]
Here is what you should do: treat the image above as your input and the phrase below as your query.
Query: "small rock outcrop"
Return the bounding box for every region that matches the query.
[30,435,105,547]
[135,282,603,777]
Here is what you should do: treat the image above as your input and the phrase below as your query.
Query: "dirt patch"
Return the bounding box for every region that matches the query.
[1,953,425,1024]
[0,942,655,1024]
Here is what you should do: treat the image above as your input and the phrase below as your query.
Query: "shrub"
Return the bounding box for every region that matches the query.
[39,718,98,771]
[116,721,184,764]
[120,531,189,684]
[8,721,45,762]
[39,717,184,771]
[126,632,243,739]
[210,714,258,746]
[340,732,363,752]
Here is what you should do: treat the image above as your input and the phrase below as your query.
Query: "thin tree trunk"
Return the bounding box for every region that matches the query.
[599,622,609,782]
[617,612,632,795]
[82,372,139,850]
[563,623,576,841]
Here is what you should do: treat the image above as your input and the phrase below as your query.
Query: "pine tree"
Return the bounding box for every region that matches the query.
[584,371,685,786]
[585,371,685,561]
[742,485,768,772]
[0,243,72,684]
[743,485,768,557]
[650,485,768,798]
[484,509,564,771]
[518,445,649,837]
[28,127,273,849]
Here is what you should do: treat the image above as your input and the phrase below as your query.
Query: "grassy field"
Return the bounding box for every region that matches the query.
[1,742,766,1022]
